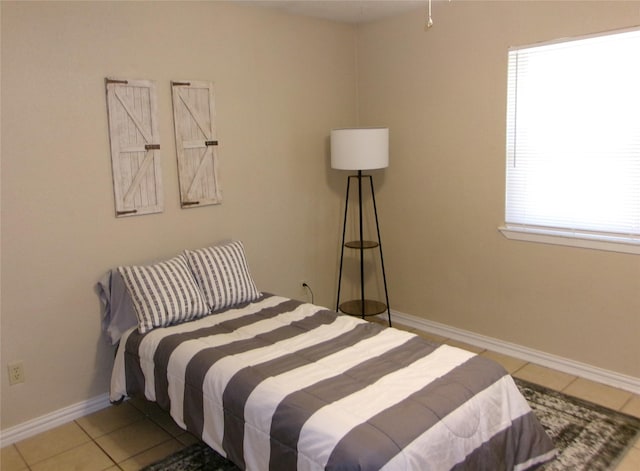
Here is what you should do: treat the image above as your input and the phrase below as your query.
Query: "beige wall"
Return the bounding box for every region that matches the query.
[357,1,640,377]
[2,0,639,433]
[1,1,355,429]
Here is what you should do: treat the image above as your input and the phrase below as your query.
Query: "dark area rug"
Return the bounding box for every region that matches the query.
[141,442,237,471]
[143,378,640,470]
[515,378,640,470]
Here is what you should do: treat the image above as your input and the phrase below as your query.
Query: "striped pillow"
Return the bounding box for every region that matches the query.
[185,241,260,311]
[117,255,209,333]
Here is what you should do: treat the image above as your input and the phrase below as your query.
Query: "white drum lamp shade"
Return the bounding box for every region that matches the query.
[331,128,389,170]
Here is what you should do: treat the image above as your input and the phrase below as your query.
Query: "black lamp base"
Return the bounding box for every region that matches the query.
[336,171,392,327]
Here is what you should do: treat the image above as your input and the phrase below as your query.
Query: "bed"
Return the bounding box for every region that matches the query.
[99,241,555,470]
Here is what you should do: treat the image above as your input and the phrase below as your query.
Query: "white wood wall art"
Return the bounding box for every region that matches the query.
[171,80,222,208]
[105,78,163,217]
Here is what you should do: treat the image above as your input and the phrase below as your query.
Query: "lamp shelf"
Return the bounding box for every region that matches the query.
[344,240,379,249]
[339,299,387,317]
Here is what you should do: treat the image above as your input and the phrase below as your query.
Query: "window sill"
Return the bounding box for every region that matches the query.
[498,225,640,255]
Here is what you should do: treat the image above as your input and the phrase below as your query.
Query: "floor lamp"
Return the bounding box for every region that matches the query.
[331,127,392,327]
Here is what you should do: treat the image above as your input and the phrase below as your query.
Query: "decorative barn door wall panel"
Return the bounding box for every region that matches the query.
[105,78,163,217]
[171,80,222,208]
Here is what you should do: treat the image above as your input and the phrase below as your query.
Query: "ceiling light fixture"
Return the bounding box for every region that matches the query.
[426,0,452,30]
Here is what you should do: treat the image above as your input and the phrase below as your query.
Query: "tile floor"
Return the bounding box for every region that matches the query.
[2,324,639,471]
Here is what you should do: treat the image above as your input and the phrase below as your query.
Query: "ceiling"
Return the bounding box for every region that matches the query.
[237,1,428,24]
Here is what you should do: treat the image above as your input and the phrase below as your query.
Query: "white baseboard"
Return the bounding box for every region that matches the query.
[0,393,112,446]
[2,311,639,447]
[389,309,640,395]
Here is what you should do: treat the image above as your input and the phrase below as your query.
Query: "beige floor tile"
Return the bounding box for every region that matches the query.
[562,377,633,411]
[125,397,186,436]
[1,445,29,471]
[95,419,171,463]
[176,432,201,447]
[30,441,114,471]
[147,409,186,437]
[615,445,640,470]
[621,395,640,419]
[480,350,528,373]
[15,421,91,465]
[444,338,485,354]
[411,329,448,344]
[76,402,144,439]
[118,439,185,471]
[127,397,164,417]
[512,363,576,391]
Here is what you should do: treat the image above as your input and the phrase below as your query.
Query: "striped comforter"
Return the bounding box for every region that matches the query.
[111,294,555,470]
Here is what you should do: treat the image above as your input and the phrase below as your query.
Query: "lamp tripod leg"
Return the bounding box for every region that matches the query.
[369,175,392,327]
[358,170,365,319]
[336,176,351,312]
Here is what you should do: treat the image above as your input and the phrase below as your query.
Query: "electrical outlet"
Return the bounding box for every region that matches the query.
[8,362,25,385]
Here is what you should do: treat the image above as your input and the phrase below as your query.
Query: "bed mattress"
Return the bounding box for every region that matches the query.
[111,294,554,470]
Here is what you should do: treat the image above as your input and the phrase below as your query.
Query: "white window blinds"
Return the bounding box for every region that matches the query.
[505,28,640,248]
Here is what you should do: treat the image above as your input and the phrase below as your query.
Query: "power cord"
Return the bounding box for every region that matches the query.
[302,282,314,304]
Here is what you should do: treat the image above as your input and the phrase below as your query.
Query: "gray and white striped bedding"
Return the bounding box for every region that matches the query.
[111,294,555,470]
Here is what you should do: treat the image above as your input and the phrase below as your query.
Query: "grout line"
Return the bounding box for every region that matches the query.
[619,394,638,414]
[561,376,580,394]
[120,436,178,467]
[73,418,93,439]
[511,362,529,376]
[13,444,30,471]
[88,429,119,469]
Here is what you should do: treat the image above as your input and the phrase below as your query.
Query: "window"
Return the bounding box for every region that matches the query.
[501,28,640,254]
